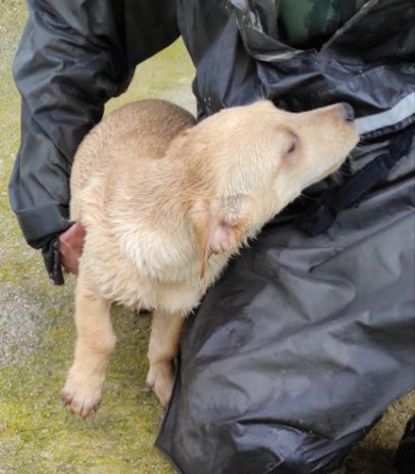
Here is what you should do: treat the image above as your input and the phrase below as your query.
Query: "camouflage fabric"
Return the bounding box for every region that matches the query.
[279,0,367,46]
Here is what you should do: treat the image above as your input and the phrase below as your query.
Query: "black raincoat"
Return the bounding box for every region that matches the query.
[10,1,415,472]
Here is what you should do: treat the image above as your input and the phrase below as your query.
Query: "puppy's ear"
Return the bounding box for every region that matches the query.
[191,195,252,279]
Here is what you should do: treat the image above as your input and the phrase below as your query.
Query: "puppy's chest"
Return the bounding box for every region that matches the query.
[89,244,228,316]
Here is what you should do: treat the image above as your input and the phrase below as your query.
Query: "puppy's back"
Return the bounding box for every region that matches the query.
[70,100,196,220]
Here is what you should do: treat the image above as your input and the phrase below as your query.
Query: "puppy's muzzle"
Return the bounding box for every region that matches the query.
[338,103,355,122]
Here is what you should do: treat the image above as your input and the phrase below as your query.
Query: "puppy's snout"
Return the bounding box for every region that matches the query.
[338,103,355,122]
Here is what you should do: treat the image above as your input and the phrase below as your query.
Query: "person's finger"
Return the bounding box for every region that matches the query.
[59,239,79,274]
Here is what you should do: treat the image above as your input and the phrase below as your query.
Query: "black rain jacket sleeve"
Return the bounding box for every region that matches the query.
[10,1,131,251]
[9,0,179,254]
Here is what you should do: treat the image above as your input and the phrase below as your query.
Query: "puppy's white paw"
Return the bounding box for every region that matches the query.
[62,366,104,418]
[146,362,174,408]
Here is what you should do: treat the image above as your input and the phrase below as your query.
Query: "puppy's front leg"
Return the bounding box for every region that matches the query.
[146,310,184,408]
[62,273,115,417]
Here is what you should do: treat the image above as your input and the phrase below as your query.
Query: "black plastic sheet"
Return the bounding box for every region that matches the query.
[157,144,415,472]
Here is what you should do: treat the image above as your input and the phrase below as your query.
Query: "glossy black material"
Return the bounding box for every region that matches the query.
[395,416,415,474]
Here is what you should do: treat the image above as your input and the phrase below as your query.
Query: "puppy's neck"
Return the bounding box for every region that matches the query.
[108,141,215,281]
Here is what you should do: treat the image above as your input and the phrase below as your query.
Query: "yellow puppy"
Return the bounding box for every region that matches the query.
[62,99,358,417]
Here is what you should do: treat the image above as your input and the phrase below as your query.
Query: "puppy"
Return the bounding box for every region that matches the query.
[62,99,358,417]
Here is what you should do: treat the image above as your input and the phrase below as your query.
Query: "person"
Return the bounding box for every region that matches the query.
[9,1,415,473]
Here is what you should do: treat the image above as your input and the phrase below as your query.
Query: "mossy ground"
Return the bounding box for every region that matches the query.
[0,2,413,473]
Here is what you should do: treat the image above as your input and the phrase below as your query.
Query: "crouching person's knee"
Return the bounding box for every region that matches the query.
[157,404,363,474]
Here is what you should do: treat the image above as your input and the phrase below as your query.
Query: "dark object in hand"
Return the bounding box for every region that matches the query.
[395,415,415,474]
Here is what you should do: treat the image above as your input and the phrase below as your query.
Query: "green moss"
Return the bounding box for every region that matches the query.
[0,303,174,473]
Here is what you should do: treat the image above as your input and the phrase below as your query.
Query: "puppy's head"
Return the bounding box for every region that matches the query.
[182,100,359,276]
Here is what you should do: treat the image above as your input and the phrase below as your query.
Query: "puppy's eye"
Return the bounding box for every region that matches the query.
[285,134,299,156]
[287,142,296,154]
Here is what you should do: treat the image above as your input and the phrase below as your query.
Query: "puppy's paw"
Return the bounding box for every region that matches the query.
[146,362,174,408]
[61,367,104,418]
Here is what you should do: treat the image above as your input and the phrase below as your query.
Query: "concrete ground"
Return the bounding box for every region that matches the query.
[0,2,413,473]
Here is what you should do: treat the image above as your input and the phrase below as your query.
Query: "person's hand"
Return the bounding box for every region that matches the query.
[59,222,86,275]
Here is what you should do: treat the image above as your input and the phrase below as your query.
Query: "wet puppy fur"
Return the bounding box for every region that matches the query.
[62,99,359,417]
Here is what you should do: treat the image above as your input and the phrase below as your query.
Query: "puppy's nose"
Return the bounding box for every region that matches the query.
[339,103,355,122]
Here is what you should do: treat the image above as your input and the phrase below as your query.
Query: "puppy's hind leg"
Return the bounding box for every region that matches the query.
[146,310,185,408]
[62,272,115,418]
